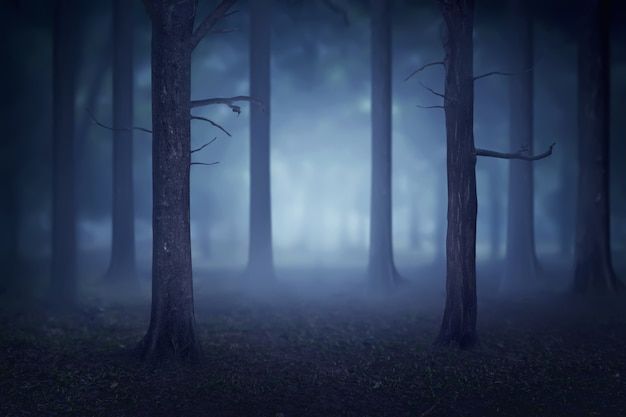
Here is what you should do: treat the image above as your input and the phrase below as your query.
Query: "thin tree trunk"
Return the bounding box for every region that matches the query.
[247,0,275,280]
[368,0,399,285]
[436,0,478,348]
[573,0,620,293]
[503,0,538,292]
[50,0,78,306]
[107,0,136,282]
[139,0,198,361]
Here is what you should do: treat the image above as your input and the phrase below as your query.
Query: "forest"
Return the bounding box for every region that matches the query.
[1,0,626,415]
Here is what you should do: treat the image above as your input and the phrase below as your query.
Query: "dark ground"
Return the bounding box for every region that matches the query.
[1,267,626,417]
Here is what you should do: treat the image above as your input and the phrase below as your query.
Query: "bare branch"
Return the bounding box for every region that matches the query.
[86,108,153,134]
[404,61,444,82]
[476,142,556,161]
[190,0,238,50]
[418,80,446,99]
[190,115,232,137]
[191,137,218,154]
[191,161,220,167]
[416,104,444,110]
[190,95,263,115]
[473,67,533,82]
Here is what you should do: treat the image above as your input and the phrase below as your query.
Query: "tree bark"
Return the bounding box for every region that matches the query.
[247,0,275,280]
[368,0,399,286]
[573,0,620,293]
[106,0,136,282]
[139,0,198,361]
[435,0,478,348]
[50,0,78,306]
[502,0,538,292]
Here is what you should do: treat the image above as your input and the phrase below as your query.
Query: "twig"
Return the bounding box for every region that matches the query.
[404,61,444,82]
[476,142,555,161]
[190,0,238,50]
[86,108,153,134]
[473,67,533,82]
[418,80,446,99]
[191,137,218,154]
[190,115,232,137]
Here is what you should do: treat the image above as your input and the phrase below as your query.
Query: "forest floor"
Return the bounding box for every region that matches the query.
[1,274,626,417]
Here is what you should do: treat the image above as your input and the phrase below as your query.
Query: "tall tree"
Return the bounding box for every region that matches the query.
[573,0,621,293]
[106,0,136,282]
[368,0,400,285]
[247,0,275,280]
[502,0,538,291]
[139,0,237,361]
[50,0,79,306]
[410,0,555,347]
[435,0,478,347]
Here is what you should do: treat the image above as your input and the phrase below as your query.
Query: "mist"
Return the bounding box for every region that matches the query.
[2,0,626,416]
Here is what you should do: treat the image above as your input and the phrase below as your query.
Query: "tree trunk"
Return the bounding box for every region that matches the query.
[489,170,502,259]
[139,0,198,361]
[573,0,620,293]
[436,0,478,348]
[502,0,538,292]
[368,0,399,286]
[106,0,136,282]
[247,0,275,280]
[50,0,78,306]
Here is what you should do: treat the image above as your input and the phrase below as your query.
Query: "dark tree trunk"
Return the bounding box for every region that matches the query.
[502,0,538,292]
[139,0,198,361]
[247,0,275,280]
[50,0,78,306]
[573,0,620,293]
[434,164,447,263]
[436,0,478,348]
[106,0,136,282]
[368,0,399,285]
[489,170,502,259]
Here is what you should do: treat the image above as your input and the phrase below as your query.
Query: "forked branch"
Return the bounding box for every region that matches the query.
[190,0,238,50]
[476,142,555,161]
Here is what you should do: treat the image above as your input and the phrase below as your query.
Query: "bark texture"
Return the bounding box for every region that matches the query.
[50,0,78,306]
[436,0,478,348]
[247,0,275,280]
[573,0,620,293]
[107,0,136,282]
[140,0,198,361]
[503,0,538,292]
[368,0,399,286]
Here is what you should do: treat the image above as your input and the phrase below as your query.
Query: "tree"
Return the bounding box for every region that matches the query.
[50,0,79,306]
[139,0,238,361]
[573,0,621,293]
[368,0,400,286]
[106,0,136,282]
[406,0,554,347]
[502,0,538,292]
[247,0,275,280]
